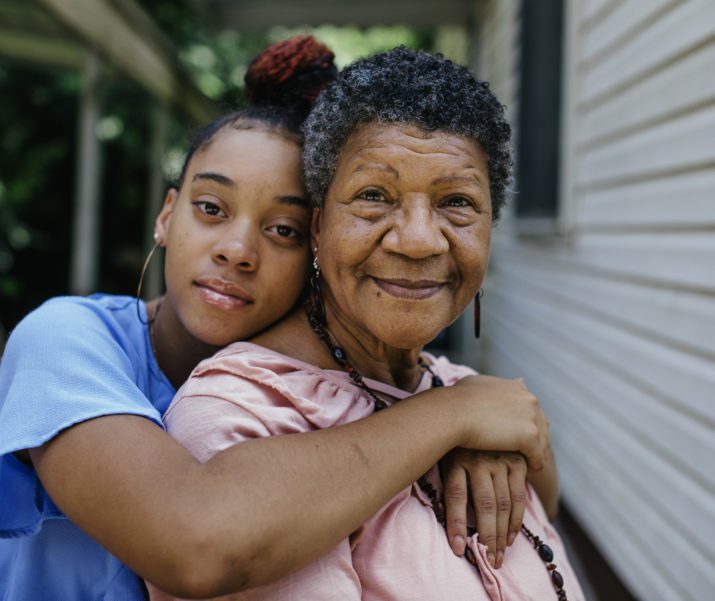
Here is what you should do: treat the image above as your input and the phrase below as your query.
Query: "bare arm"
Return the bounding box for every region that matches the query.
[527,442,559,519]
[30,374,545,598]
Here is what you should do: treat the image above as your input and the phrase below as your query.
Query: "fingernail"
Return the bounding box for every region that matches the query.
[451,535,466,555]
[507,532,516,546]
[487,552,495,567]
[496,550,504,569]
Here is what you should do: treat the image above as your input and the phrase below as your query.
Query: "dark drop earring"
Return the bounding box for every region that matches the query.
[474,289,484,338]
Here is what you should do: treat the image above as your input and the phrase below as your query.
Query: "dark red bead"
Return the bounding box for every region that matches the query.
[551,570,564,589]
[538,543,554,562]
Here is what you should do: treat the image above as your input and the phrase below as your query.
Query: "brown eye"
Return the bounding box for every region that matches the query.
[444,196,471,208]
[266,224,303,240]
[358,189,385,202]
[193,201,224,217]
[274,225,296,237]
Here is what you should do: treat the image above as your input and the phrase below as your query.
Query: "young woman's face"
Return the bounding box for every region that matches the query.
[156,127,311,346]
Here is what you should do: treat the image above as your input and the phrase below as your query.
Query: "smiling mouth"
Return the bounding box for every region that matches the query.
[371,277,445,300]
[194,279,254,310]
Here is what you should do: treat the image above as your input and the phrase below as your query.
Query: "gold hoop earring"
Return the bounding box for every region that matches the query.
[136,239,161,325]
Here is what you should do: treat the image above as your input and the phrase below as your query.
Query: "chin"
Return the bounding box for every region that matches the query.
[377,324,444,350]
[190,323,246,349]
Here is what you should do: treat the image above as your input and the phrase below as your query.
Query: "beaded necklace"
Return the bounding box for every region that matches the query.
[304,298,568,600]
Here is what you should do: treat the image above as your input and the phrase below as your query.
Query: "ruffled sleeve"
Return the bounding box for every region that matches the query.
[426,353,478,386]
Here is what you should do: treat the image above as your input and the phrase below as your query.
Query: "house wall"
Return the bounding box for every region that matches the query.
[466,2,715,599]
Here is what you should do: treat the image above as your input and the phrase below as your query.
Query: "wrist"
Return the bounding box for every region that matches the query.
[407,385,468,450]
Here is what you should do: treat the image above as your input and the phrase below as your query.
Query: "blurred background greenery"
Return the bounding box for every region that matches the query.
[0,0,441,338]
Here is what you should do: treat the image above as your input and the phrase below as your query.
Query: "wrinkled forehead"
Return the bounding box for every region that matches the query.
[343,121,483,156]
[332,122,489,182]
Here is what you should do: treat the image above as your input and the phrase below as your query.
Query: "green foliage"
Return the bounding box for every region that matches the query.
[268,24,430,68]
[0,63,79,333]
[0,0,434,338]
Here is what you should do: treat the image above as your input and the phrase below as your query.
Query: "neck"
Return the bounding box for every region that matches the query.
[316,295,425,392]
[146,297,221,389]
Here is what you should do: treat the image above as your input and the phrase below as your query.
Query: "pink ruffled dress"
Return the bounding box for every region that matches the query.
[148,342,585,601]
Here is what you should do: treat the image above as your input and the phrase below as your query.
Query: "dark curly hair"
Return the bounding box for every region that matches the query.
[302,47,513,221]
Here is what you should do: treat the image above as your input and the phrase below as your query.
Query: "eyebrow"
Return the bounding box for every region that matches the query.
[432,174,486,187]
[193,171,309,207]
[192,172,236,188]
[351,163,400,179]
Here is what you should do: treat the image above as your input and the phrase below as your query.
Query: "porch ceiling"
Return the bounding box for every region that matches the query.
[0,0,216,122]
[185,0,474,30]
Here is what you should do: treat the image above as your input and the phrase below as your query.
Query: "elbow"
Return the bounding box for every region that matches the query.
[147,526,256,598]
[152,553,252,599]
[191,540,261,598]
[165,562,251,599]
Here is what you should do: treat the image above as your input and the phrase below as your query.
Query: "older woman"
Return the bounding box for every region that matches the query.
[150,48,583,601]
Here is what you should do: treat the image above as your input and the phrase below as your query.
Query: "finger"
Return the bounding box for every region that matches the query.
[471,469,497,567]
[525,406,547,472]
[507,458,527,548]
[492,468,511,569]
[442,460,469,556]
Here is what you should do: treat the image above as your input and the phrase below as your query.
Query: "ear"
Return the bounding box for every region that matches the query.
[310,208,322,253]
[155,188,178,247]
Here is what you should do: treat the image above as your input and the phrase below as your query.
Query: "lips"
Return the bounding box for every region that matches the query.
[194,278,255,310]
[371,277,446,300]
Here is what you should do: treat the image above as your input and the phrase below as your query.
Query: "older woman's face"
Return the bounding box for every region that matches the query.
[313,122,492,349]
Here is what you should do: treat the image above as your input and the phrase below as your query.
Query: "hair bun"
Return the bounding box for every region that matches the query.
[245,36,337,116]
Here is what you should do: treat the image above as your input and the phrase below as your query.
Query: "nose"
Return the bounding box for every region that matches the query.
[381,200,449,259]
[211,220,260,272]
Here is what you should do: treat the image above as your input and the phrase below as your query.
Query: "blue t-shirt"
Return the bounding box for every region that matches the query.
[0,294,176,600]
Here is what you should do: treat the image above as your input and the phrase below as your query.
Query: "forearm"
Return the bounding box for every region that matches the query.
[32,391,463,597]
[527,445,559,520]
[195,391,463,592]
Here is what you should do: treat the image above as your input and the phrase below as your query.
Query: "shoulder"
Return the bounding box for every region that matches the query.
[169,342,374,431]
[188,341,341,390]
[3,294,146,368]
[423,353,478,386]
[8,294,141,341]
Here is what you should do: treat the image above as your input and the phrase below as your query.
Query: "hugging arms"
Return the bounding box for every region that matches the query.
[0,37,557,600]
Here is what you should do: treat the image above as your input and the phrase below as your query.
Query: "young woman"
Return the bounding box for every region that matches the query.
[0,38,552,600]
[150,47,575,601]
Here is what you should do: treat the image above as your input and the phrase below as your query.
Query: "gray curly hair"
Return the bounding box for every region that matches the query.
[302,47,513,221]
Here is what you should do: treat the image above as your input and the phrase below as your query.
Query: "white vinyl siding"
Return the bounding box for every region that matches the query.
[469,2,715,600]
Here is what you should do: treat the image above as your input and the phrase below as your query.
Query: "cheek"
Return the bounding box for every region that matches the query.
[272,252,311,294]
[322,216,375,271]
[454,230,491,284]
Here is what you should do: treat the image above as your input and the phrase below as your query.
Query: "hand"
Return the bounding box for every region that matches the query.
[441,449,527,569]
[450,375,550,472]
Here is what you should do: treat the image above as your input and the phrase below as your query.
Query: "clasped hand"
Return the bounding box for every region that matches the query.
[441,375,553,569]
[440,449,527,569]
